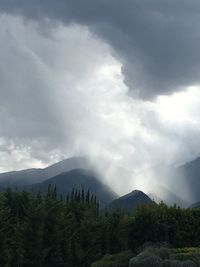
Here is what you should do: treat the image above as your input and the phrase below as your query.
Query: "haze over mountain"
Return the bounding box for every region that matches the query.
[148,188,190,208]
[177,157,200,204]
[145,157,200,207]
[1,155,200,207]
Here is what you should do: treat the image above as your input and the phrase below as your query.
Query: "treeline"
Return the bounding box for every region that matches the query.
[1,188,200,266]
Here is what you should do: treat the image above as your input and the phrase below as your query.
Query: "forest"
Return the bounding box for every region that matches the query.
[1,187,200,267]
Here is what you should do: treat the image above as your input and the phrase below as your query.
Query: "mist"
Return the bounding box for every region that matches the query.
[0,13,200,203]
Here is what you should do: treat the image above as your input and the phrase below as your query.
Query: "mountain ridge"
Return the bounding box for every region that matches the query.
[0,157,91,188]
[25,168,118,207]
[1,156,200,208]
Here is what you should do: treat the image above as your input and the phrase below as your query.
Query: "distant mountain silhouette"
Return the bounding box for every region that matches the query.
[106,190,155,212]
[189,202,200,209]
[146,158,200,207]
[25,168,118,207]
[159,157,200,206]
[176,157,200,204]
[1,156,200,208]
[148,186,190,208]
[0,157,90,188]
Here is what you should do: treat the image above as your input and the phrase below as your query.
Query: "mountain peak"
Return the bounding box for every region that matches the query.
[106,189,155,212]
[119,190,145,200]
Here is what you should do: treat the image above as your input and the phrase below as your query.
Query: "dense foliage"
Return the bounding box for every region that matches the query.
[129,247,200,267]
[1,188,200,266]
[91,250,135,267]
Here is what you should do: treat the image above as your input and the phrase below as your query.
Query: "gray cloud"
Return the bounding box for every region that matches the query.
[0,15,129,173]
[1,0,200,97]
[0,7,200,200]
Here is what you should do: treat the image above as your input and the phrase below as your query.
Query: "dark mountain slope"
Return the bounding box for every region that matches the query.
[106,190,155,212]
[26,169,118,207]
[0,157,90,188]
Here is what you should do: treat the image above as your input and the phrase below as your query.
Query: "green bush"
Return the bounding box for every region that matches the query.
[181,260,197,267]
[91,250,134,267]
[129,248,200,267]
[170,248,200,263]
[94,247,200,267]
[172,252,194,261]
[129,250,162,267]
[162,259,197,267]
[171,248,200,254]
[162,259,183,267]
[157,247,170,260]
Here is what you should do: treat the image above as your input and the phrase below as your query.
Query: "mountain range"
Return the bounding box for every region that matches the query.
[0,157,90,188]
[0,156,200,209]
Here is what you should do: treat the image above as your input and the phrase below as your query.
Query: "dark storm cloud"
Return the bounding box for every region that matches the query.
[1,0,200,98]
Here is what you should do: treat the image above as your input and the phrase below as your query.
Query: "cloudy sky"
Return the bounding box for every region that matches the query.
[1,0,200,195]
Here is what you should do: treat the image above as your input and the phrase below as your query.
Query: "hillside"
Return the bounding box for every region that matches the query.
[25,168,118,207]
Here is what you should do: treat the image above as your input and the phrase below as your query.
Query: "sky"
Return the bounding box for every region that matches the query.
[0,1,200,196]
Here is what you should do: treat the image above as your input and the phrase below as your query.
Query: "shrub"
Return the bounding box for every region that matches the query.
[91,250,135,267]
[181,260,197,267]
[162,259,183,267]
[172,252,194,261]
[129,248,199,267]
[170,248,200,264]
[171,248,200,254]
[157,247,170,260]
[129,251,162,267]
